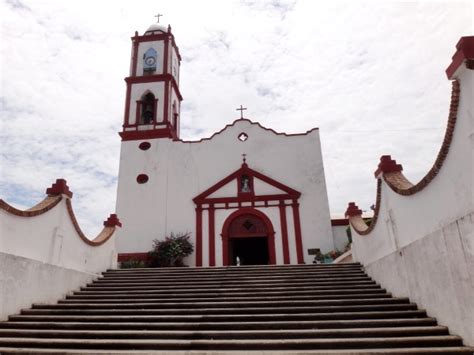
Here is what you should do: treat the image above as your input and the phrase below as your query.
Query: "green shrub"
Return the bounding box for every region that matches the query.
[148,232,194,267]
[119,258,145,269]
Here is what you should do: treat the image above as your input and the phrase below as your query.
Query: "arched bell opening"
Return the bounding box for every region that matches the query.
[139,92,157,125]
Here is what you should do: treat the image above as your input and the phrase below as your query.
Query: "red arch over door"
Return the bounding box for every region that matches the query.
[221,208,276,266]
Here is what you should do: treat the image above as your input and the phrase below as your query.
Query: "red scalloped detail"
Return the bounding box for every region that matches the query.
[178,119,319,144]
[374,155,403,178]
[46,179,73,198]
[104,214,122,228]
[0,196,62,217]
[384,80,460,195]
[446,36,474,79]
[345,202,363,218]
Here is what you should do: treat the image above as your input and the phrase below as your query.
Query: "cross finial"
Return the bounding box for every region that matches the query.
[154,13,163,23]
[236,105,247,119]
[242,153,247,164]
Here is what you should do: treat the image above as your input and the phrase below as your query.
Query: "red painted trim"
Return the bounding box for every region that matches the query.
[104,214,122,227]
[124,84,132,126]
[125,75,183,101]
[331,218,350,226]
[374,155,403,178]
[46,179,73,198]
[119,129,173,141]
[446,36,474,79]
[134,33,168,43]
[208,205,216,266]
[221,208,276,266]
[291,201,304,264]
[171,37,182,61]
[195,206,203,267]
[118,252,148,263]
[193,163,300,203]
[179,118,318,144]
[279,201,290,264]
[163,36,169,75]
[131,33,139,77]
[164,81,169,123]
[0,196,62,217]
[345,202,363,217]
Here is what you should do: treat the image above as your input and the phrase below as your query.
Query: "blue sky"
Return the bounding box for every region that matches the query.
[0,0,472,237]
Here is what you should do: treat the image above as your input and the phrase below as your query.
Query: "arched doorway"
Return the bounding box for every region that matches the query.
[221,209,276,266]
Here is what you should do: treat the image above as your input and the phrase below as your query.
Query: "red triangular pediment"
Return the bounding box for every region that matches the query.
[193,163,300,204]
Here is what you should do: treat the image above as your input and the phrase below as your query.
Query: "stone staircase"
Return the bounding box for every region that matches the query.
[0,263,472,354]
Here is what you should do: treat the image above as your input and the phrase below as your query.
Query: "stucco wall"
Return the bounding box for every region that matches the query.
[0,197,117,274]
[331,225,349,251]
[349,48,474,345]
[116,119,334,265]
[363,213,473,346]
[0,252,97,321]
[0,184,119,320]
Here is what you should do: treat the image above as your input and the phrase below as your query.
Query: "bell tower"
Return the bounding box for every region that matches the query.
[119,19,182,140]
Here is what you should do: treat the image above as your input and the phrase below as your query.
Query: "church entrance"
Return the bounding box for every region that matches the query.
[229,236,269,265]
[221,209,276,266]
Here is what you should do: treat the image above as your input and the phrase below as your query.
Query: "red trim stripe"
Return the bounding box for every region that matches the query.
[208,205,215,266]
[195,207,203,266]
[279,202,290,264]
[292,201,304,264]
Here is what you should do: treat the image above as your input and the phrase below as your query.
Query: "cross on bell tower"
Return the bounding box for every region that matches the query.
[154,13,163,23]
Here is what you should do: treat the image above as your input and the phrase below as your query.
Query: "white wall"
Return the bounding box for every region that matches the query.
[0,193,119,320]
[332,225,349,251]
[350,62,473,345]
[0,252,97,321]
[0,198,117,274]
[116,119,334,265]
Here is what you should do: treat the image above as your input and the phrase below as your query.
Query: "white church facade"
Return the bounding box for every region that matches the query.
[115,23,337,267]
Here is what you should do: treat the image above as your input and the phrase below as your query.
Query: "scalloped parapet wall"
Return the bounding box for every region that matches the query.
[345,36,474,346]
[0,178,121,273]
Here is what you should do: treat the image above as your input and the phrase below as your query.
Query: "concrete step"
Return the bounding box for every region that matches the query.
[85,279,377,289]
[93,275,372,285]
[78,284,384,293]
[0,326,450,340]
[104,263,362,274]
[0,335,464,350]
[8,310,429,323]
[100,270,367,280]
[0,318,441,330]
[64,291,393,301]
[1,347,473,354]
[21,304,419,316]
[45,297,411,309]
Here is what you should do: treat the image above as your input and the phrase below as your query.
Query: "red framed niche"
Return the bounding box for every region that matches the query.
[221,208,276,266]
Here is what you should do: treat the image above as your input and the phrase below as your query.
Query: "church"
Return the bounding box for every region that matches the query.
[115,22,337,267]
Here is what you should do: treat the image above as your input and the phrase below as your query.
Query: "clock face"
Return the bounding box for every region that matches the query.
[145,57,156,66]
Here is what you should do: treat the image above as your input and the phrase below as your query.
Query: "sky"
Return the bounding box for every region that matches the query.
[0,0,472,238]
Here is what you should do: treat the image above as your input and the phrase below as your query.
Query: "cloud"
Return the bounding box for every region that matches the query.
[0,0,472,237]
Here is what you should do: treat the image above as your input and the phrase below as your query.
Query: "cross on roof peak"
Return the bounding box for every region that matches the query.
[236,105,247,119]
[154,13,163,23]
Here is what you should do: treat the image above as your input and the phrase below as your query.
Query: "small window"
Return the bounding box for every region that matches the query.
[238,132,248,142]
[139,142,151,150]
[136,174,149,184]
